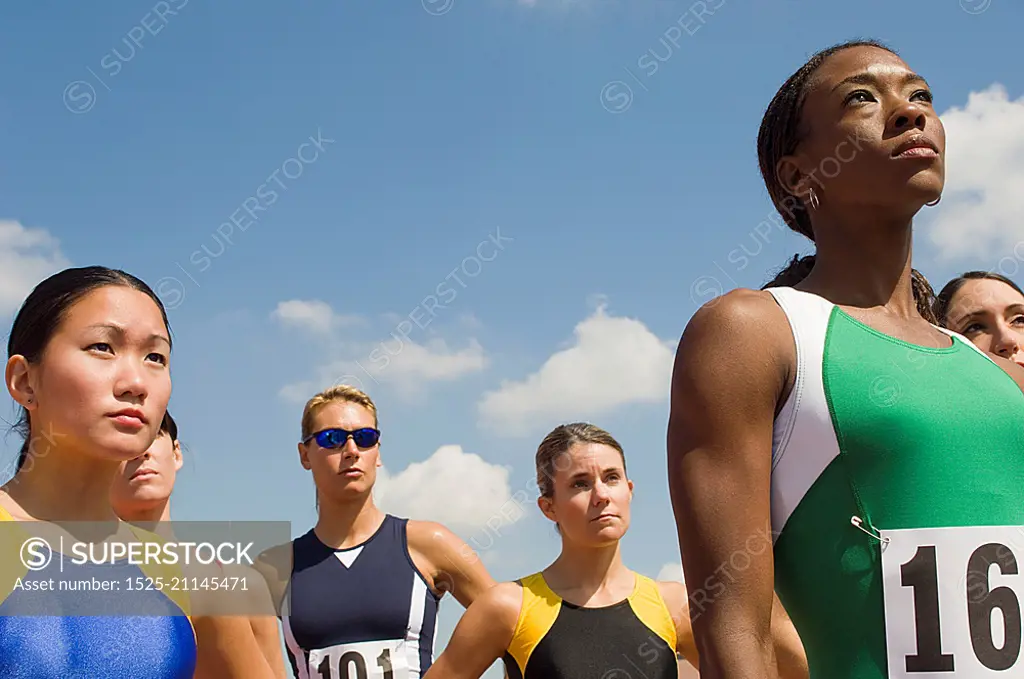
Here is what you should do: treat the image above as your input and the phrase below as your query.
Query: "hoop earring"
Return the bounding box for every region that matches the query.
[808,188,820,210]
[926,196,941,207]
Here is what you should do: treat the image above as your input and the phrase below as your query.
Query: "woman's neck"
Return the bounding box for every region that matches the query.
[313,492,386,549]
[545,538,631,599]
[118,499,172,533]
[3,443,122,522]
[802,208,919,317]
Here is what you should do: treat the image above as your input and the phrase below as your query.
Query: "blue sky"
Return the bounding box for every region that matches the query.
[2,1,1023,676]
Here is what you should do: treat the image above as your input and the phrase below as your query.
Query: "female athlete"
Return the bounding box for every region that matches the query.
[110,409,288,677]
[423,422,807,679]
[668,41,1024,678]
[0,265,278,678]
[934,271,1024,367]
[255,384,496,679]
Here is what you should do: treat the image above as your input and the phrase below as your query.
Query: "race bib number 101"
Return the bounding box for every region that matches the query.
[307,639,409,679]
[880,525,1024,678]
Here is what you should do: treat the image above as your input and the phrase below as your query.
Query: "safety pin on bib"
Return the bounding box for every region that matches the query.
[851,516,891,547]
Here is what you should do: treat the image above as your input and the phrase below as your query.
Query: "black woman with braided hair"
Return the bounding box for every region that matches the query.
[668,40,1024,679]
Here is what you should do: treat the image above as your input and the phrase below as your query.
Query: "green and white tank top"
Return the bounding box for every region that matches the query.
[767,287,1024,679]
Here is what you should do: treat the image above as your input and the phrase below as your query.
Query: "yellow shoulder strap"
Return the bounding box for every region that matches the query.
[628,573,677,652]
[0,504,27,608]
[126,523,192,616]
[505,572,562,675]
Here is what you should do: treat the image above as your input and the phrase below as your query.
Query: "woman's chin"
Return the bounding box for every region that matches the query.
[95,438,154,462]
[587,524,628,544]
[906,175,944,207]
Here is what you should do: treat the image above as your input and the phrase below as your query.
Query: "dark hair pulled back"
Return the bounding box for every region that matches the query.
[6,266,171,474]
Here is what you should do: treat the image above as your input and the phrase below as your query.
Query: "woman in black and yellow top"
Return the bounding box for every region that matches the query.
[424,423,808,679]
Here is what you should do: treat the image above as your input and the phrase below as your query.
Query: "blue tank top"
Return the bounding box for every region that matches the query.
[0,508,197,678]
[283,515,440,679]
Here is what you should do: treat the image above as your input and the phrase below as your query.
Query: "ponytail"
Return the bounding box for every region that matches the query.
[762,254,816,290]
[15,440,29,473]
[911,269,938,325]
[763,254,939,324]
[12,410,31,474]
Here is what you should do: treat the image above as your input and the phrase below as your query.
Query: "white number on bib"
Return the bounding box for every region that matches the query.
[880,525,1024,677]
[308,639,408,679]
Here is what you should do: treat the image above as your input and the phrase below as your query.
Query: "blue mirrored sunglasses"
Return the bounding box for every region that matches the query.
[302,427,381,449]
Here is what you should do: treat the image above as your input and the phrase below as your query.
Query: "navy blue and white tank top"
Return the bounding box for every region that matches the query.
[283,515,440,679]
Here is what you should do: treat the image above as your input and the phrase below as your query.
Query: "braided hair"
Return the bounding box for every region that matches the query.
[756,40,938,324]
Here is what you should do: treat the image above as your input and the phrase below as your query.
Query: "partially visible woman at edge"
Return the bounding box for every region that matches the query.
[254,384,496,678]
[422,423,807,679]
[934,271,1024,367]
[667,41,1024,679]
[0,266,278,678]
[110,409,288,678]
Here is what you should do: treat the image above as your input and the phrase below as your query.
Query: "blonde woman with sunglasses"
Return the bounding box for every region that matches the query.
[256,385,496,679]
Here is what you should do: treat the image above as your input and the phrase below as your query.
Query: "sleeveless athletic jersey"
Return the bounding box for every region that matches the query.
[0,507,197,678]
[767,287,1024,679]
[283,515,439,679]
[502,572,678,679]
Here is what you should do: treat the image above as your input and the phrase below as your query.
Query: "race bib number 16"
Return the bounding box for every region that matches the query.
[307,639,409,679]
[880,525,1024,678]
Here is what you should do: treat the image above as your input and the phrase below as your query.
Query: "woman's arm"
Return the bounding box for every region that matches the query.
[658,579,807,678]
[192,615,279,679]
[408,520,497,609]
[769,593,808,679]
[189,560,284,679]
[249,613,287,679]
[423,582,521,679]
[667,290,792,679]
[657,580,699,667]
[237,563,288,679]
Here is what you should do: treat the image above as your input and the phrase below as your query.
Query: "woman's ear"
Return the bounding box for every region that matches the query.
[297,442,312,471]
[6,355,36,410]
[776,153,819,208]
[172,440,183,472]
[537,494,557,524]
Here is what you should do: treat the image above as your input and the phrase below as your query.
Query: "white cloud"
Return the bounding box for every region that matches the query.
[275,299,489,402]
[657,561,684,583]
[271,299,365,335]
[374,445,522,532]
[925,84,1024,262]
[278,380,320,404]
[480,549,506,567]
[477,303,675,436]
[360,337,487,384]
[0,220,71,316]
[278,339,487,402]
